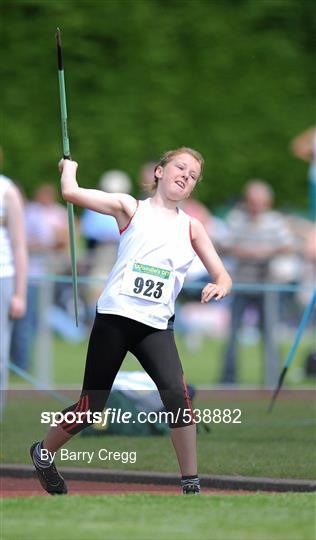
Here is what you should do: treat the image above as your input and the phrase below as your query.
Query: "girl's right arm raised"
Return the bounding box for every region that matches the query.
[59,159,137,229]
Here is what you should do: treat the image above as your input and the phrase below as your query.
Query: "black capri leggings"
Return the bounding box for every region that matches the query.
[60,313,194,434]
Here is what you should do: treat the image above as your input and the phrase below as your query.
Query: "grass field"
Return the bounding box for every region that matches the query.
[55,333,316,387]
[9,332,315,389]
[4,323,315,540]
[2,393,315,479]
[3,321,316,540]
[2,493,315,540]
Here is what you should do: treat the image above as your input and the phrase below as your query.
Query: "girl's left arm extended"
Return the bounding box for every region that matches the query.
[190,218,232,303]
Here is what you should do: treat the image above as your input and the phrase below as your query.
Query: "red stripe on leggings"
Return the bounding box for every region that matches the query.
[60,395,84,430]
[182,374,195,423]
[61,394,89,432]
[63,394,89,433]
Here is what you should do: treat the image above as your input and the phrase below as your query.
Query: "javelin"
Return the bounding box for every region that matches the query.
[56,28,79,326]
[268,288,316,412]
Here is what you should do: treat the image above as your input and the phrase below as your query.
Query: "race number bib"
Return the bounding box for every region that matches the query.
[120,260,173,304]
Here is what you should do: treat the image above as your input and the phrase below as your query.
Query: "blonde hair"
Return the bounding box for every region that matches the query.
[153,147,204,189]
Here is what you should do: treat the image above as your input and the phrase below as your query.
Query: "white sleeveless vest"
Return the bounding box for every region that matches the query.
[0,175,14,278]
[97,198,196,329]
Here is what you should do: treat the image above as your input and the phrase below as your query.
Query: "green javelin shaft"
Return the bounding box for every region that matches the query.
[56,28,79,326]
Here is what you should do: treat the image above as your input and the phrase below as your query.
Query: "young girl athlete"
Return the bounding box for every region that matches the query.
[31,147,232,495]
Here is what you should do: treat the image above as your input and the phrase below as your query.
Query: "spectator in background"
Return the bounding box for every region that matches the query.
[175,195,230,348]
[138,160,157,198]
[80,170,132,315]
[221,180,293,384]
[291,126,316,220]
[0,168,27,418]
[80,170,131,252]
[181,197,229,282]
[302,224,316,375]
[267,210,311,328]
[291,126,316,163]
[298,224,316,307]
[291,128,316,377]
[10,183,68,371]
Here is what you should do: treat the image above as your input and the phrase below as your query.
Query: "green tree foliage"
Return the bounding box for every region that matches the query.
[1,0,315,209]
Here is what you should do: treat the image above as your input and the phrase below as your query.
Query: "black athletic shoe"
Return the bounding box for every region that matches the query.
[30,442,67,495]
[182,482,201,495]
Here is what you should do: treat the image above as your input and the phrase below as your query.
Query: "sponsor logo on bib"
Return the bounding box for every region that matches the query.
[132,262,171,280]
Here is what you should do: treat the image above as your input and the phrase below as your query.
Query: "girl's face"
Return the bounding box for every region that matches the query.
[155,153,201,201]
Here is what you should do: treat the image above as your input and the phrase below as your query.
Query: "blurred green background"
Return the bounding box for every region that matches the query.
[1,0,315,208]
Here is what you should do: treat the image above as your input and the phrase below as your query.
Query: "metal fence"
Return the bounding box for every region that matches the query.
[9,275,315,390]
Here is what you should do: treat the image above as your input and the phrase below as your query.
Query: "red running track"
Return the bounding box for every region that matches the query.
[1,477,253,497]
